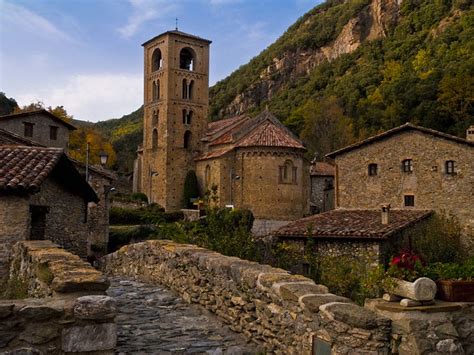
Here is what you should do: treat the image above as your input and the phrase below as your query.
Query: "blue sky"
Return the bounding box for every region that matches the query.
[0,0,322,122]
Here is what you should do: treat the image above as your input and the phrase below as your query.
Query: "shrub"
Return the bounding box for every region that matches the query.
[111,192,148,203]
[109,203,175,225]
[108,225,157,253]
[409,212,465,264]
[424,258,474,281]
[1,277,28,299]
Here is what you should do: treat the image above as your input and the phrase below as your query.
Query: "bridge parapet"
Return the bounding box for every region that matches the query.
[103,240,391,354]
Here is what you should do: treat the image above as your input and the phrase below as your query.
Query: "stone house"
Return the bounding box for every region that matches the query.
[309,161,335,214]
[273,208,433,268]
[326,123,474,249]
[0,109,76,149]
[134,30,309,221]
[0,128,115,257]
[0,146,98,283]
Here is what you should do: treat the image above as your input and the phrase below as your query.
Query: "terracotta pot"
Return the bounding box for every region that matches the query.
[436,280,474,302]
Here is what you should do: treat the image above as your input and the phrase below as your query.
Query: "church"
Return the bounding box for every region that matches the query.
[133,30,309,220]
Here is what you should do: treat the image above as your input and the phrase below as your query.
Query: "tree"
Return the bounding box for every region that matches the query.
[300,96,355,160]
[0,92,19,116]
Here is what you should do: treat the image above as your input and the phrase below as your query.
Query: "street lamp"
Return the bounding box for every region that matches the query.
[99,151,109,166]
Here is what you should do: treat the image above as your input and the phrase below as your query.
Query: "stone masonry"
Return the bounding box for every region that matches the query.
[1,240,116,353]
[103,240,392,354]
[329,126,474,250]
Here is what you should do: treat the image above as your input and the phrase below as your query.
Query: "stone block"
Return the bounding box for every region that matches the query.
[436,339,462,353]
[301,294,351,313]
[73,295,117,320]
[19,324,60,344]
[51,270,110,293]
[257,272,308,290]
[382,293,401,302]
[319,302,388,330]
[277,282,328,302]
[0,303,14,319]
[61,323,117,352]
[18,304,63,321]
[435,322,459,338]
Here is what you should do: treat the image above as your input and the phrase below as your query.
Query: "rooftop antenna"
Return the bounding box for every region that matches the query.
[175,18,178,30]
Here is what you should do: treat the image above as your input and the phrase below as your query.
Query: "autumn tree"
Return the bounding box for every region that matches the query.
[0,92,19,115]
[300,96,355,160]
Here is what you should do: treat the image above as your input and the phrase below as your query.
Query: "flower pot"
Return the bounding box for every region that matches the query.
[436,280,474,302]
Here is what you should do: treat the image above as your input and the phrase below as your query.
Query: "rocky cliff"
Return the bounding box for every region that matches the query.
[217,0,402,118]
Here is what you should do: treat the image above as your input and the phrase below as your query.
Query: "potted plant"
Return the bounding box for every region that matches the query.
[425,258,474,302]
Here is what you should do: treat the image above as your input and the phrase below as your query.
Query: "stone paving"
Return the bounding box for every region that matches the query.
[107,277,257,354]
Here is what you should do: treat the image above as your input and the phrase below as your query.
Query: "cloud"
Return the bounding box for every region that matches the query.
[0,1,75,42]
[16,73,143,122]
[118,0,177,38]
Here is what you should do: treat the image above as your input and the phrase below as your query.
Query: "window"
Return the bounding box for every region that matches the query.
[23,122,34,137]
[151,48,162,71]
[445,160,456,175]
[402,159,413,173]
[184,130,192,150]
[205,165,211,187]
[152,110,158,126]
[404,195,415,207]
[182,79,188,99]
[188,80,194,100]
[279,160,297,184]
[179,48,195,71]
[152,80,160,101]
[49,126,58,140]
[182,110,192,124]
[152,129,158,149]
[368,163,378,176]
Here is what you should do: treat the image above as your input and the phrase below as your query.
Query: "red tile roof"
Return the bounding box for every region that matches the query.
[326,123,473,158]
[236,120,306,149]
[195,147,234,161]
[0,146,98,202]
[310,162,335,176]
[206,115,249,139]
[273,209,432,240]
[0,128,43,146]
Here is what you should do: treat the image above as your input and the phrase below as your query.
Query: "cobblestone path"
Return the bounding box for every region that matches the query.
[107,277,257,354]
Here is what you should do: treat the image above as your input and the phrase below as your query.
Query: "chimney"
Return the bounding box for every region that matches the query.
[381,204,391,225]
[467,125,474,142]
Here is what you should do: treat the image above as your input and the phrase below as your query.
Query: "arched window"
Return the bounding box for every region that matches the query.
[156,80,160,100]
[205,165,211,187]
[152,81,157,101]
[182,110,192,124]
[179,48,195,71]
[152,129,158,149]
[151,48,162,71]
[368,163,378,176]
[152,110,158,126]
[445,160,456,175]
[182,79,188,99]
[188,80,194,100]
[184,130,192,150]
[402,159,413,173]
[279,160,297,184]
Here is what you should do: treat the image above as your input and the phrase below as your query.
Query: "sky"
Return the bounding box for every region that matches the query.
[0,0,322,122]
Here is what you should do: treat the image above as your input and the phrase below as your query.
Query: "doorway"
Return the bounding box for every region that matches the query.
[29,205,49,240]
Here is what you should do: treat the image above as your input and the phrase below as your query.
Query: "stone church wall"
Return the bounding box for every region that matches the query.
[334,131,474,250]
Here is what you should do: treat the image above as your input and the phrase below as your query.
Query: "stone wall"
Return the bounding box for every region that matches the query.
[103,240,392,354]
[334,130,474,249]
[0,196,29,284]
[0,112,70,149]
[29,178,89,258]
[310,175,334,213]
[1,240,116,353]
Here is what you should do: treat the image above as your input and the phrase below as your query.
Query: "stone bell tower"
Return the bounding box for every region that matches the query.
[141,30,211,211]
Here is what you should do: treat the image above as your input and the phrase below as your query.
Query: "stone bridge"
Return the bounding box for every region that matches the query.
[1,240,473,354]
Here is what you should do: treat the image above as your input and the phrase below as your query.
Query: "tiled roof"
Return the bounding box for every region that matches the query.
[310,162,335,176]
[142,30,212,46]
[0,128,43,146]
[0,145,98,202]
[0,146,63,192]
[326,123,474,158]
[273,209,432,240]
[206,115,249,140]
[236,120,305,149]
[195,147,234,161]
[0,109,77,130]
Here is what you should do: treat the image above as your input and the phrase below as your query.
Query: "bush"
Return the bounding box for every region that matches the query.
[108,225,157,253]
[111,192,148,203]
[109,203,176,225]
[409,212,465,264]
[424,258,474,281]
